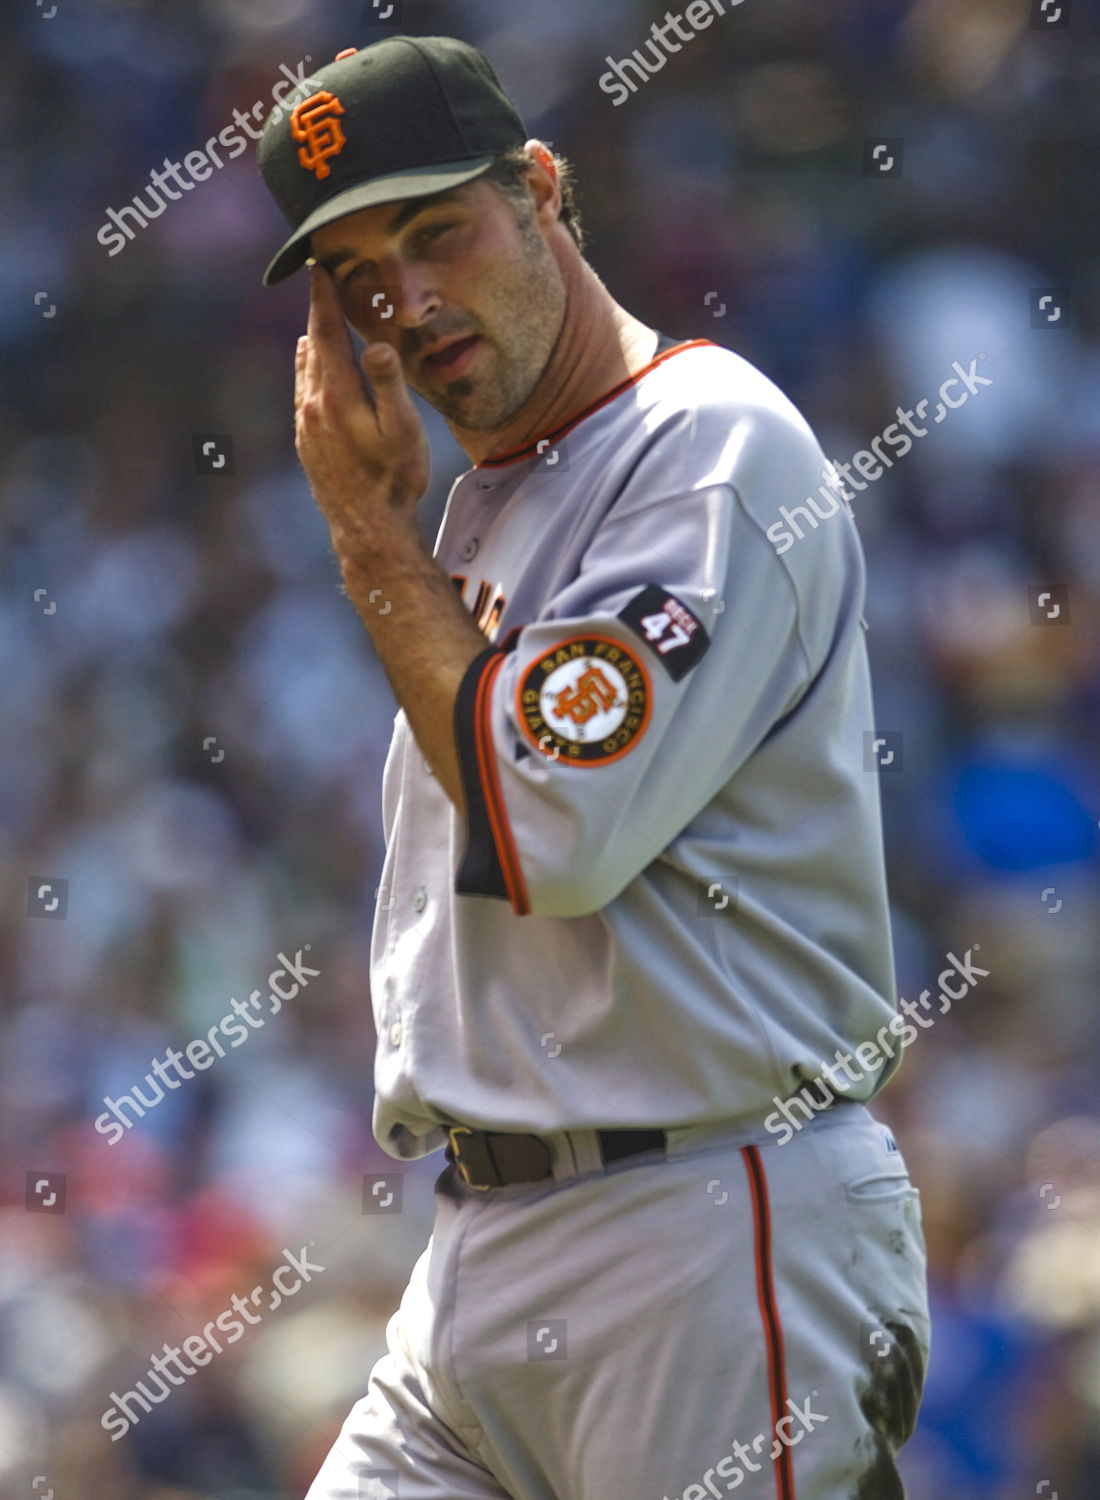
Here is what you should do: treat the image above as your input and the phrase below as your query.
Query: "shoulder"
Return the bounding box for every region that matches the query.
[628,340,833,512]
[640,340,812,424]
[630,341,867,616]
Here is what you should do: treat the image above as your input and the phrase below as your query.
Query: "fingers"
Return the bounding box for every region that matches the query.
[300,266,413,446]
[294,335,308,420]
[360,342,418,431]
[306,262,342,341]
[307,264,369,402]
[361,341,401,384]
[304,266,329,389]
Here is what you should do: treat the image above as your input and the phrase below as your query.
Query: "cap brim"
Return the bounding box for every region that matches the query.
[261,157,497,286]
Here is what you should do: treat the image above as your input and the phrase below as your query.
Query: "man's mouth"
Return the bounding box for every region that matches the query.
[423,334,481,376]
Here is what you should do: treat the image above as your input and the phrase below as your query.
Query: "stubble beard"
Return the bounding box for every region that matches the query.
[410,212,566,433]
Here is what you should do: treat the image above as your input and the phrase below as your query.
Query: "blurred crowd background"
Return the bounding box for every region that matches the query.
[2,0,1099,1496]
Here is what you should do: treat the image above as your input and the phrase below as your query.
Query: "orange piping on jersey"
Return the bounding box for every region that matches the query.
[474,651,530,916]
[475,340,719,470]
[742,1145,796,1500]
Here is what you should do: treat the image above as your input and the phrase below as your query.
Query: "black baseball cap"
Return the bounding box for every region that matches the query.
[257,35,529,286]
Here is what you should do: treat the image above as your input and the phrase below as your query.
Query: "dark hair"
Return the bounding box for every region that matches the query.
[479,144,587,255]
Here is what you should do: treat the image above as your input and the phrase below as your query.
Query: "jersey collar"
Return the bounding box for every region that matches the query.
[472,337,717,472]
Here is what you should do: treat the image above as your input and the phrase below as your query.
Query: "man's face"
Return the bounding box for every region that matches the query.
[309,168,567,432]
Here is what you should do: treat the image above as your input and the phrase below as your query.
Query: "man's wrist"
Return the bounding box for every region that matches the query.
[334,509,422,580]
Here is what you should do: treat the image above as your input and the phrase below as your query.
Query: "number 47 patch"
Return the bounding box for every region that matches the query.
[617,583,711,682]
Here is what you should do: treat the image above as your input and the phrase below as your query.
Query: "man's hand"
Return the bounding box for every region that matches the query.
[294,264,431,561]
[289,263,487,818]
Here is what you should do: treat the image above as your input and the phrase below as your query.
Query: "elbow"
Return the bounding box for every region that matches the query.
[523,855,625,920]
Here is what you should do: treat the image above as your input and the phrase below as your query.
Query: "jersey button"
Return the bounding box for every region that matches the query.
[411,887,427,913]
[389,1021,403,1047]
[460,538,479,561]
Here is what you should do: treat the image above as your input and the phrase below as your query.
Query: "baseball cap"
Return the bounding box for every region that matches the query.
[257,35,529,287]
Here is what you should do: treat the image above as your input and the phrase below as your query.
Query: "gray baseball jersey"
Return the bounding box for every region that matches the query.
[371,333,899,1161]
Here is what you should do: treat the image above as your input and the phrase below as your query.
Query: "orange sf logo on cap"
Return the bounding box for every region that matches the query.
[290,91,347,181]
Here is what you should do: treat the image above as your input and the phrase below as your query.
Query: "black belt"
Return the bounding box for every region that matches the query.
[444,1125,668,1190]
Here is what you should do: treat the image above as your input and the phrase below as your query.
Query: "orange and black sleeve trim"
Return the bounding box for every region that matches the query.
[454,630,530,914]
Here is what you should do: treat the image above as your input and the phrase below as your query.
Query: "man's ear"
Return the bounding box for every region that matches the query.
[524,139,561,226]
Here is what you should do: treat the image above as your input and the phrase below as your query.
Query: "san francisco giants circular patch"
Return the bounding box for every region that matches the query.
[516,635,652,766]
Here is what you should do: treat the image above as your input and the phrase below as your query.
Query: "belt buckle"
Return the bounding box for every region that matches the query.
[448,1126,492,1191]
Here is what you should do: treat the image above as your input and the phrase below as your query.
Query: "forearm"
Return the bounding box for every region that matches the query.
[338,521,490,817]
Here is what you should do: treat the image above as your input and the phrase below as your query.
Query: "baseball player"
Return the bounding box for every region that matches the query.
[258,34,931,1500]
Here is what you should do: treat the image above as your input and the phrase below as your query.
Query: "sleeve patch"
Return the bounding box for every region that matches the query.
[516,634,651,767]
[617,584,710,682]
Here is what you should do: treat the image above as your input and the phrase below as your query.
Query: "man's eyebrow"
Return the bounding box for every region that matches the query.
[313,190,467,275]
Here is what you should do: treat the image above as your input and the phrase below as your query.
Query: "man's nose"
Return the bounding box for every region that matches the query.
[379,264,442,331]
